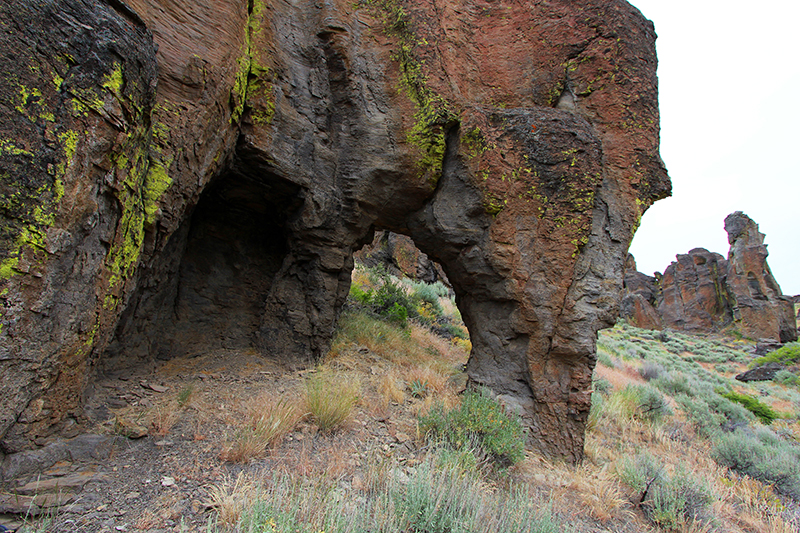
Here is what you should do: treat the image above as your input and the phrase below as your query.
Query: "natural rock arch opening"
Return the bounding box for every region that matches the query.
[102,159,302,372]
[0,0,671,464]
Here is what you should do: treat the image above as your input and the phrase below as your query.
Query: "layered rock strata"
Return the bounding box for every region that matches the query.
[0,0,668,462]
[623,213,797,343]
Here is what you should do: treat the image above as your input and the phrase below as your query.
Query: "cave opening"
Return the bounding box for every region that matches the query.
[103,161,302,372]
[167,169,295,353]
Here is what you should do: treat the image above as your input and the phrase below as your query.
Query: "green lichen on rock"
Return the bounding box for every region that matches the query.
[0,139,33,157]
[231,54,250,123]
[102,139,148,308]
[360,0,457,187]
[247,64,275,126]
[231,0,270,124]
[102,62,124,96]
[0,125,77,279]
[143,157,173,225]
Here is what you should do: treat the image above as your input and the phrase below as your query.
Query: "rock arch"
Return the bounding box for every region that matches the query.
[0,0,669,462]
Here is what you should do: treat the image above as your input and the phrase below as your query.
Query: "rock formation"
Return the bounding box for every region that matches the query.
[355,230,447,284]
[723,212,797,343]
[0,0,668,462]
[620,254,662,330]
[623,213,797,343]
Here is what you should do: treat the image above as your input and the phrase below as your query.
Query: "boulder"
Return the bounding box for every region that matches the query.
[735,362,785,383]
[355,230,448,285]
[0,0,669,462]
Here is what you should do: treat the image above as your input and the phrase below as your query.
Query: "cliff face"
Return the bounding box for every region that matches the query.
[0,0,668,462]
[623,213,797,344]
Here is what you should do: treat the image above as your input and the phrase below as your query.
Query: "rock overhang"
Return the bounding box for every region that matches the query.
[0,0,669,463]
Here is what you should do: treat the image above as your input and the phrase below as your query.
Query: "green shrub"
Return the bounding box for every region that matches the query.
[653,372,695,396]
[348,268,417,326]
[438,322,469,340]
[648,467,713,530]
[597,350,615,368]
[751,341,800,368]
[719,390,778,424]
[617,454,713,530]
[774,369,800,386]
[639,362,663,381]
[419,388,525,467]
[593,377,612,396]
[674,394,726,438]
[410,281,444,313]
[713,428,800,499]
[714,363,738,374]
[636,386,672,423]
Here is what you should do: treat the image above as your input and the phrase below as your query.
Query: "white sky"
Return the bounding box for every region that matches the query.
[626,0,800,295]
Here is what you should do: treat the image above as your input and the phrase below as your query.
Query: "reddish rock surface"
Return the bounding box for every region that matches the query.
[355,231,447,284]
[0,0,668,462]
[620,255,663,330]
[658,248,732,333]
[724,212,797,343]
[622,213,797,344]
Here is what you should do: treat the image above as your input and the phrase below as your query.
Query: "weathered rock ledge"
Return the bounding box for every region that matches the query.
[0,0,668,462]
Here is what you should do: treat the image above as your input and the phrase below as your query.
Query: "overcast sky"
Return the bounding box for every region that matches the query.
[625,0,800,295]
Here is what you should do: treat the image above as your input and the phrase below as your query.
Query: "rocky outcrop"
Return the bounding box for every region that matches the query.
[735,362,786,383]
[355,230,447,284]
[658,248,732,333]
[622,213,797,343]
[620,255,663,330]
[0,0,668,462]
[724,212,797,343]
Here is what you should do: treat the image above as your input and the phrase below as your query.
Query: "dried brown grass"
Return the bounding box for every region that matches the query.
[220,396,302,463]
[303,371,360,432]
[378,371,406,407]
[204,472,258,527]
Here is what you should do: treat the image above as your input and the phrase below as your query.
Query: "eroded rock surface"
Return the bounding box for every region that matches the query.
[1,0,668,462]
[355,230,447,284]
[622,213,797,344]
[724,212,797,343]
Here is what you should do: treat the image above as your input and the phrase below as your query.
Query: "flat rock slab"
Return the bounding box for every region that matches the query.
[0,491,74,515]
[1,434,119,482]
[15,471,108,495]
[735,362,785,382]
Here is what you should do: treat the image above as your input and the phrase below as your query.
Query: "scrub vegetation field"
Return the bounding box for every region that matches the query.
[13,264,800,533]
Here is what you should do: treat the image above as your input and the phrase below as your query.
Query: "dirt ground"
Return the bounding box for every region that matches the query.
[0,345,457,532]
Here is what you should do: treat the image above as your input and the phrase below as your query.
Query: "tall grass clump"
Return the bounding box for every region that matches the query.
[419,387,525,468]
[208,453,573,533]
[221,397,301,462]
[394,456,569,533]
[304,371,359,432]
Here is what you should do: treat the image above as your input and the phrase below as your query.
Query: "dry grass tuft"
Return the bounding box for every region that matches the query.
[520,456,632,524]
[378,372,406,407]
[147,403,181,437]
[304,371,360,432]
[204,472,258,528]
[221,396,301,463]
